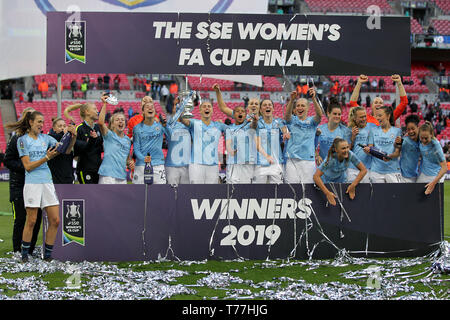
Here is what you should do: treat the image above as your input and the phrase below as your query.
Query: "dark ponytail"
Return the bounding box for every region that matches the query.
[6,110,43,136]
[379,106,395,126]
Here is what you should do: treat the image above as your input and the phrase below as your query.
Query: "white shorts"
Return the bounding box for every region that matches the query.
[165,166,189,185]
[132,165,167,184]
[189,163,219,184]
[253,164,283,184]
[347,168,371,183]
[227,164,255,184]
[23,183,59,209]
[370,171,403,183]
[416,173,445,184]
[99,175,128,184]
[284,159,315,184]
[401,176,417,183]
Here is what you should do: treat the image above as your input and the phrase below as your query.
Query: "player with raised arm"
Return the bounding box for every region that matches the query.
[64,101,103,184]
[349,74,408,126]
[180,100,228,184]
[283,87,323,184]
[214,83,260,120]
[165,97,191,184]
[97,93,134,184]
[214,84,256,184]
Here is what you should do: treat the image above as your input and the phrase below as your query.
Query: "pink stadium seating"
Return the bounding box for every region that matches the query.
[187,76,283,92]
[431,19,450,35]
[305,0,393,14]
[187,76,234,91]
[411,18,424,35]
[434,0,450,15]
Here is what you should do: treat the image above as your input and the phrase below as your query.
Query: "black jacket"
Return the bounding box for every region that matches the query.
[4,134,25,201]
[48,129,75,184]
[74,122,103,173]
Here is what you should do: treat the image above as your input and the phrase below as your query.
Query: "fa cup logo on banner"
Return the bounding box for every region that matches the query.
[66,202,81,219]
[62,200,85,246]
[65,6,86,64]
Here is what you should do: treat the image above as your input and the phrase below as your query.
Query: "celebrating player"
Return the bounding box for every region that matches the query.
[214,83,260,119]
[283,87,323,184]
[347,106,375,183]
[64,101,103,184]
[349,74,408,126]
[180,100,228,184]
[313,137,367,205]
[364,106,402,183]
[253,99,288,184]
[4,108,42,256]
[132,100,167,184]
[97,94,134,184]
[417,121,447,194]
[214,83,256,184]
[316,98,351,165]
[165,97,191,185]
[9,111,67,262]
[398,115,421,183]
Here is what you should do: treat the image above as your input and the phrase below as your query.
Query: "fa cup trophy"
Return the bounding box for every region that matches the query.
[168,90,199,127]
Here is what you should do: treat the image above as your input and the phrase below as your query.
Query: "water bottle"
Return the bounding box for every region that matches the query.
[56,131,72,154]
[144,153,153,185]
[358,144,391,160]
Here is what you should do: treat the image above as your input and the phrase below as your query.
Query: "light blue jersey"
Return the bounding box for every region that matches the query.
[285,115,320,161]
[189,119,228,165]
[17,133,58,184]
[226,122,257,165]
[317,123,352,161]
[98,130,132,180]
[419,139,445,176]
[318,150,361,183]
[165,121,191,167]
[256,118,285,166]
[368,126,402,174]
[133,121,166,166]
[350,123,376,170]
[399,136,420,178]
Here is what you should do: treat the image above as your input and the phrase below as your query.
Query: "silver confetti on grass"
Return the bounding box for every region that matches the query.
[196,272,246,289]
[0,243,449,300]
[0,253,195,300]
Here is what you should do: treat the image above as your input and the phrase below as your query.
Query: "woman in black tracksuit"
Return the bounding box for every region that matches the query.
[64,102,103,184]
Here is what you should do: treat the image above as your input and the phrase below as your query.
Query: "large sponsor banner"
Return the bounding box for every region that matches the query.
[0,0,267,81]
[52,183,443,262]
[47,12,411,76]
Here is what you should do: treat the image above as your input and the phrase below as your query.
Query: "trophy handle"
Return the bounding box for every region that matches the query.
[168,90,195,127]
